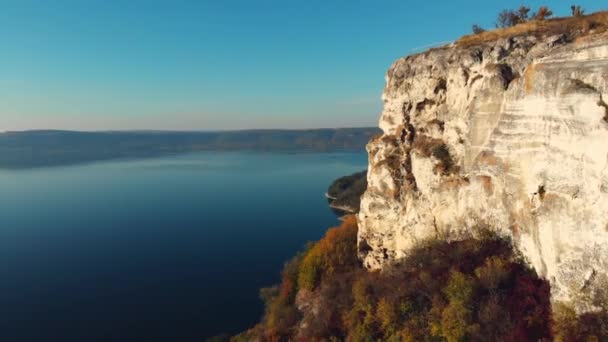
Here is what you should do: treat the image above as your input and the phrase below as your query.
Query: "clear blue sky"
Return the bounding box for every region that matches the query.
[1,1,604,131]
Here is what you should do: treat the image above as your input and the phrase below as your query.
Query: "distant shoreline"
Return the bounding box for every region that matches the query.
[324,192,337,200]
[0,127,378,134]
[0,128,379,169]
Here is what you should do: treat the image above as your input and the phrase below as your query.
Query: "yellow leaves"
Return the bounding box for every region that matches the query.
[248,222,562,341]
[297,249,323,290]
[297,215,358,291]
[376,298,398,334]
[443,270,475,303]
[440,300,473,342]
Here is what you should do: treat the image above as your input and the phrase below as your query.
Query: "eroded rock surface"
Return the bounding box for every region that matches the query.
[358,32,608,311]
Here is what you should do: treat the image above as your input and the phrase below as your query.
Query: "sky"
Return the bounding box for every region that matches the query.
[0,0,605,132]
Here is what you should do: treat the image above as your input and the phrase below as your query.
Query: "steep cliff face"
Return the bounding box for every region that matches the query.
[358,30,608,311]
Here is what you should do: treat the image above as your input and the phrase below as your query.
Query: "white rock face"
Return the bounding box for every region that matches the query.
[358,33,608,311]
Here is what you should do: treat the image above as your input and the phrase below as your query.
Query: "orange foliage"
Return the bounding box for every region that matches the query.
[298,216,358,290]
[235,221,565,341]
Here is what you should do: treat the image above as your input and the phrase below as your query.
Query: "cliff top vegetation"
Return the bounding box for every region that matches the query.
[460,8,608,47]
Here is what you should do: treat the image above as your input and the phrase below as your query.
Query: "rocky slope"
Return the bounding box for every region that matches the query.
[358,16,608,312]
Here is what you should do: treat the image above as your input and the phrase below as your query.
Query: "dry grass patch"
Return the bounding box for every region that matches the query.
[458,11,608,48]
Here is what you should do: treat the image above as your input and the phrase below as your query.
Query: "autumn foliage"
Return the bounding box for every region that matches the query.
[229,217,607,342]
[298,215,359,291]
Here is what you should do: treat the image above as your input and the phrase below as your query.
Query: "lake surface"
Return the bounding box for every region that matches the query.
[0,151,367,341]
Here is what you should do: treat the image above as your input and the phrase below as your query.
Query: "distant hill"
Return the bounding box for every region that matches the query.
[0,128,379,168]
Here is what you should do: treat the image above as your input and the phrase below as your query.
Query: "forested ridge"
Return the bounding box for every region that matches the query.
[0,128,379,168]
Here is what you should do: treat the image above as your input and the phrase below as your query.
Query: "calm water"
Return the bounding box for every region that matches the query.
[0,151,367,341]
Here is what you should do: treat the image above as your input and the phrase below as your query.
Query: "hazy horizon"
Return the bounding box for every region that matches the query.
[0,124,378,134]
[1,110,381,133]
[2,0,604,132]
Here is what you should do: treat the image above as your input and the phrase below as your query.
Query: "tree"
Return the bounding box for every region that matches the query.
[496,6,531,28]
[297,250,323,290]
[517,5,531,21]
[297,215,358,290]
[279,252,303,303]
[533,6,553,20]
[240,225,556,341]
[376,298,399,335]
[345,277,377,341]
[436,271,477,341]
[475,256,510,290]
[571,5,585,17]
[440,300,473,342]
[472,24,485,34]
[497,10,517,28]
[443,270,475,303]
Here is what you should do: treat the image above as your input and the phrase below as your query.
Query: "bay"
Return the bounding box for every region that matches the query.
[0,151,367,341]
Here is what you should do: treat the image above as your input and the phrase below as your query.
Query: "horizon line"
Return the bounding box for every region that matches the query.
[0,126,379,134]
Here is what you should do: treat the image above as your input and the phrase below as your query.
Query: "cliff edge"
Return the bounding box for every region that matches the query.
[358,12,608,312]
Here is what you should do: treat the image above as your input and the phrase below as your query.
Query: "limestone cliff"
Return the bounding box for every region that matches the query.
[358,17,608,312]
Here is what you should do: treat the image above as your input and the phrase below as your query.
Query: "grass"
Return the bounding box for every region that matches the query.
[458,11,608,48]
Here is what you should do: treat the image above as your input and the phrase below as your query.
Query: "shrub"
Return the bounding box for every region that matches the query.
[533,6,553,20]
[297,250,324,290]
[517,5,531,20]
[571,5,585,17]
[507,269,553,340]
[496,9,517,28]
[344,276,377,339]
[496,6,530,28]
[460,10,608,48]
[472,24,485,34]
[236,223,558,341]
[553,303,608,341]
[438,271,477,341]
[443,270,475,303]
[440,299,474,342]
[431,143,454,174]
[278,251,303,303]
[376,298,398,335]
[476,295,510,339]
[475,256,510,290]
[297,216,359,291]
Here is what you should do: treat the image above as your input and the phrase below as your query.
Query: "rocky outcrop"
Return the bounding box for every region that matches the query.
[358,29,608,312]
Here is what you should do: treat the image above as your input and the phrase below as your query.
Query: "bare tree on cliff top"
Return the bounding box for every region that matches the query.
[533,6,553,20]
[496,5,531,28]
[571,5,585,17]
